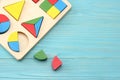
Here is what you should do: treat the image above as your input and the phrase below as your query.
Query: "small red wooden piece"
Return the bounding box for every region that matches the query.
[52,56,62,70]
[48,0,58,5]
[0,14,9,22]
[32,0,39,3]
[21,23,37,37]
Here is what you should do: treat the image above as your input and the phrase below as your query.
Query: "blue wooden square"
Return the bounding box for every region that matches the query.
[55,0,67,12]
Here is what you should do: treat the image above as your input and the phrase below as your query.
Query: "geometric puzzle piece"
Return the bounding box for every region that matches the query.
[25,17,41,24]
[35,17,44,37]
[8,41,20,52]
[34,50,47,61]
[0,14,9,22]
[8,31,20,52]
[40,0,68,19]
[48,0,58,5]
[55,0,67,12]
[47,6,60,19]
[40,0,52,12]
[7,31,28,54]
[0,21,10,34]
[32,0,39,3]
[0,14,10,34]
[4,0,25,21]
[8,31,18,42]
[22,23,36,37]
[21,17,44,38]
[52,56,62,70]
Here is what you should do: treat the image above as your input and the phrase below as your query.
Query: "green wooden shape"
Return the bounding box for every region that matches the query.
[26,17,43,24]
[34,50,47,61]
[40,0,52,12]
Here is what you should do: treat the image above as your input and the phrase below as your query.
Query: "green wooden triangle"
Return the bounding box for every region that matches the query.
[26,17,42,24]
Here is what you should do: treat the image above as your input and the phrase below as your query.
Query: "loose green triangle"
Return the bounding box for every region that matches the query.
[26,17,42,24]
[34,50,47,61]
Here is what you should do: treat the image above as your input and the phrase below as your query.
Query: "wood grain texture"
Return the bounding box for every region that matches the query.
[0,0,120,79]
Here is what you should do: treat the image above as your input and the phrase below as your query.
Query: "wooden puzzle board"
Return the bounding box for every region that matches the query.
[0,0,71,60]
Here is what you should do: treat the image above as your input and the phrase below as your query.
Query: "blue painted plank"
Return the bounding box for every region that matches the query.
[0,58,119,79]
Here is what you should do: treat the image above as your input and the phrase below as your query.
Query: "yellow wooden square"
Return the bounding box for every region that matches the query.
[47,6,60,19]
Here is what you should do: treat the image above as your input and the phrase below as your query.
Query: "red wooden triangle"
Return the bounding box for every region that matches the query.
[48,0,58,5]
[21,23,36,37]
[32,0,39,3]
[52,56,62,70]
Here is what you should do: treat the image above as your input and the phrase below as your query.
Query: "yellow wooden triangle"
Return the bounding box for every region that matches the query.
[4,0,25,21]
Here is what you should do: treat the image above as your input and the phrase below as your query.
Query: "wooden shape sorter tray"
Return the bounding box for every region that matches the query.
[0,0,71,60]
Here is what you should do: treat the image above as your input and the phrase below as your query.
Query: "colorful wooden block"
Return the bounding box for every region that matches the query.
[0,14,10,34]
[34,50,47,61]
[55,0,67,12]
[32,0,39,3]
[52,56,62,70]
[21,17,44,38]
[48,0,58,5]
[47,6,60,19]
[40,0,52,12]
[40,0,69,19]
[4,0,25,21]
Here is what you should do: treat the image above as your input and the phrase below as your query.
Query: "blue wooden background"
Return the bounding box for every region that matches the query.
[0,0,120,79]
